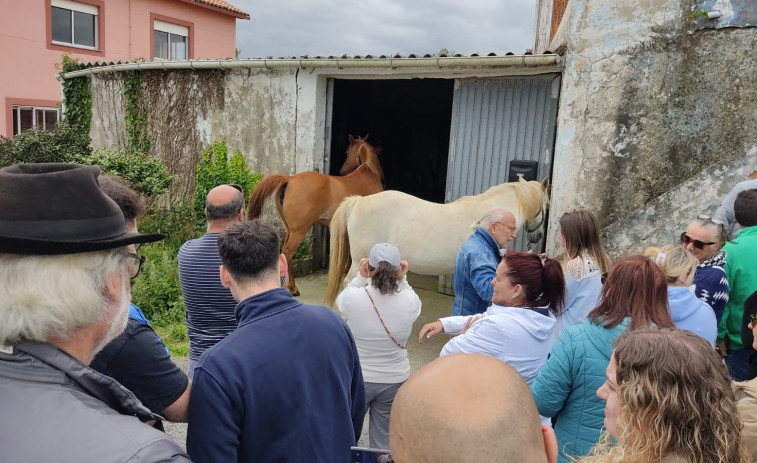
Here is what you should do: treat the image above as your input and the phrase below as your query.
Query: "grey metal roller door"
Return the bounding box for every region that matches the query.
[445,74,561,253]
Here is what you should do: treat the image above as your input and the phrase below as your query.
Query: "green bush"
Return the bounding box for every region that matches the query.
[194,139,263,222]
[131,242,185,325]
[77,149,175,197]
[133,202,199,356]
[293,239,311,260]
[0,125,173,200]
[0,122,91,167]
[139,201,199,248]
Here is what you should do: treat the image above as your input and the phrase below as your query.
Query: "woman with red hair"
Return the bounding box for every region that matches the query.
[420,251,565,386]
[529,255,675,463]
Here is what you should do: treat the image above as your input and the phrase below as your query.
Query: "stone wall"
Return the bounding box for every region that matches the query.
[546,0,757,256]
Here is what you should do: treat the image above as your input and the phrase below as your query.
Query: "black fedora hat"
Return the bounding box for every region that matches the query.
[0,163,164,255]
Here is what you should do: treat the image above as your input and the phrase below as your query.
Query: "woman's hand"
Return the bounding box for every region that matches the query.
[460,315,482,335]
[418,320,444,343]
[399,260,409,277]
[358,258,371,278]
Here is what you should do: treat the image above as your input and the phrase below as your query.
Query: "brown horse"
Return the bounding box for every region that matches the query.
[248,135,384,296]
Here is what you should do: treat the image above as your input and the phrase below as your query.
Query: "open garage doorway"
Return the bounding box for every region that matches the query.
[328,79,454,202]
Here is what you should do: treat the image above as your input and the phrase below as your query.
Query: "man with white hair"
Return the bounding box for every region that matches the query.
[451,207,518,316]
[0,163,190,462]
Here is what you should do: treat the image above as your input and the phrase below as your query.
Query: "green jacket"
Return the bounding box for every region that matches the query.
[718,226,757,350]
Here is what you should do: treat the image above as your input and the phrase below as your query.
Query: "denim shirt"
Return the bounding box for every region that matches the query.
[451,228,501,316]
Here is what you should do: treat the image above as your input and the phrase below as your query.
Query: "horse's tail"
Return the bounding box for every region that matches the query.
[325,195,360,307]
[247,174,287,219]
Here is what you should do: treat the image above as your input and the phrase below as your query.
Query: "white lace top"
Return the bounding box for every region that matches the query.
[565,253,602,282]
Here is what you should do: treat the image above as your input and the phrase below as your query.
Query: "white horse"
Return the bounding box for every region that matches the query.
[324,178,548,306]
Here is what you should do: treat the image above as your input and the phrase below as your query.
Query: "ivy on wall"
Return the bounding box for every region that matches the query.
[124,71,151,155]
[60,54,92,137]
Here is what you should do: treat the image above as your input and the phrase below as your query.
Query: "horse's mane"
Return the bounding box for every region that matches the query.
[477,179,545,219]
[357,141,383,180]
[512,180,546,219]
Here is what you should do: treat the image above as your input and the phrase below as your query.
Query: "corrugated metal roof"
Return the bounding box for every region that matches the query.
[185,0,249,19]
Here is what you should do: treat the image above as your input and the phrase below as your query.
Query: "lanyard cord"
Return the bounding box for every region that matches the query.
[364,287,406,350]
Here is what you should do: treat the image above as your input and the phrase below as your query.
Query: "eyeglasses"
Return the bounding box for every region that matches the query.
[125,252,146,279]
[495,222,517,233]
[680,233,715,250]
[697,214,726,226]
[749,313,757,329]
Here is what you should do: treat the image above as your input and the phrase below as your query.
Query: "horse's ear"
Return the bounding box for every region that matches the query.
[348,134,355,143]
[363,134,370,141]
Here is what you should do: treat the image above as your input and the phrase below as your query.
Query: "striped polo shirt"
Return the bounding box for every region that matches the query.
[178,233,239,361]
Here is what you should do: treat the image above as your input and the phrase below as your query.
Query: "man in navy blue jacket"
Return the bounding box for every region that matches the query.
[187,219,366,463]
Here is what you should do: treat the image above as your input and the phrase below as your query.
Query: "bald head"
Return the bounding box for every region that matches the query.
[390,354,553,463]
[205,185,244,229]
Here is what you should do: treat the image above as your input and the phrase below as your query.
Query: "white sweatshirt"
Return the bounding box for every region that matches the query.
[336,275,422,383]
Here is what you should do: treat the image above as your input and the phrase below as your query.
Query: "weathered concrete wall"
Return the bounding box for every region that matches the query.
[91,76,128,150]
[546,0,757,256]
[88,67,324,202]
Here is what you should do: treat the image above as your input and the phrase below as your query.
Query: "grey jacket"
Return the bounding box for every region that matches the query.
[0,341,191,463]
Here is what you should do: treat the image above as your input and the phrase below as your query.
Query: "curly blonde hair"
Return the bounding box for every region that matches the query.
[579,328,751,463]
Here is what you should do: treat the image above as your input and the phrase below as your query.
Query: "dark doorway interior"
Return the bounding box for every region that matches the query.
[329,79,454,202]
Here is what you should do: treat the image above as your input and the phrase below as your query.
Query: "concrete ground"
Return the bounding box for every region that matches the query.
[166,269,453,450]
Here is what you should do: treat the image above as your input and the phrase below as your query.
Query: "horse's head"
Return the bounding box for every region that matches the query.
[340,134,372,175]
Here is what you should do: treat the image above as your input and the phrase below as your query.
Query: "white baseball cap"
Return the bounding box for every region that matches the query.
[369,243,401,270]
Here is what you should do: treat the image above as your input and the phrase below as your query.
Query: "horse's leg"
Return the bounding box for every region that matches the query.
[282,227,308,297]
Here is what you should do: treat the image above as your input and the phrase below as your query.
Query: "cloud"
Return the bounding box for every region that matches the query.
[231,0,536,58]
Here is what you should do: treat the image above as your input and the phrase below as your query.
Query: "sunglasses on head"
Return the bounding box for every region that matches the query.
[697,214,726,226]
[680,233,715,250]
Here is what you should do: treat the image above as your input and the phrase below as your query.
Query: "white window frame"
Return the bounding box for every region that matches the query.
[51,0,99,51]
[154,20,189,60]
[12,105,60,136]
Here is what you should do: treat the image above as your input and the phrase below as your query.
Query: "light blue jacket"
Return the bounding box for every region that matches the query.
[440,305,556,385]
[451,228,501,316]
[530,318,630,463]
[555,271,602,338]
[668,286,718,345]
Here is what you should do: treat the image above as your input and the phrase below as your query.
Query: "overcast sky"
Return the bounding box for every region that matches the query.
[231,0,536,59]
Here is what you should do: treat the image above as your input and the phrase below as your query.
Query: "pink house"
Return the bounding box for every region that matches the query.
[0,0,249,138]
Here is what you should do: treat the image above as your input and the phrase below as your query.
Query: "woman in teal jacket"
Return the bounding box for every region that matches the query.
[530,255,675,463]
